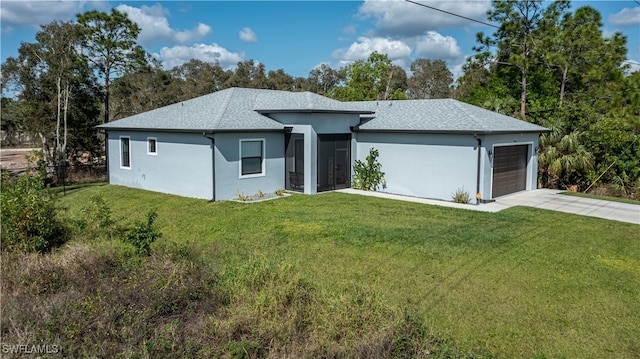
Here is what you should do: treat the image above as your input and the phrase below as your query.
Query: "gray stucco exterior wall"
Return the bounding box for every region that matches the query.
[356,132,479,202]
[107,131,214,199]
[213,132,285,200]
[356,132,541,203]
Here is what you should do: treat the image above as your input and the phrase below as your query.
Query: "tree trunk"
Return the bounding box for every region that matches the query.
[559,66,568,106]
[384,70,393,100]
[56,77,62,157]
[63,82,70,156]
[104,75,110,123]
[520,66,527,119]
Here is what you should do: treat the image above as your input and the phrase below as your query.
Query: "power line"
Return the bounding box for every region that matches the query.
[405,0,500,29]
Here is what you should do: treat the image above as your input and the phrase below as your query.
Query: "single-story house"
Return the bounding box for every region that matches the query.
[97,87,547,203]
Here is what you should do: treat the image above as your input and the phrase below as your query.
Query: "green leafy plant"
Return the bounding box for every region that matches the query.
[352,148,385,191]
[75,194,119,241]
[124,211,161,256]
[452,187,472,204]
[79,195,114,229]
[0,172,65,252]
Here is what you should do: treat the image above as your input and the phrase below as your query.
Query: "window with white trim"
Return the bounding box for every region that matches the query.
[120,137,131,169]
[147,137,157,155]
[240,139,265,177]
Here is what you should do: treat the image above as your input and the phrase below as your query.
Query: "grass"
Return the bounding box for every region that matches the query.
[3,185,639,358]
[560,191,640,205]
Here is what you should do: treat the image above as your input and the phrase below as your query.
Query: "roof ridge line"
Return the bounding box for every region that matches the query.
[450,100,489,131]
[213,88,236,128]
[305,91,316,109]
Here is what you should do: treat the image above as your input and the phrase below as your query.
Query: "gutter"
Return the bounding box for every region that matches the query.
[352,128,550,135]
[474,134,495,205]
[94,127,285,134]
[203,133,216,202]
[475,135,482,205]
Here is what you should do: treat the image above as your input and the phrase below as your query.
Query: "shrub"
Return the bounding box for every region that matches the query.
[124,211,162,256]
[353,148,385,191]
[452,187,472,204]
[0,172,65,252]
[236,190,251,201]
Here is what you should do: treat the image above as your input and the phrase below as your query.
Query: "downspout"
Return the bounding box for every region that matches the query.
[203,133,216,202]
[475,135,482,205]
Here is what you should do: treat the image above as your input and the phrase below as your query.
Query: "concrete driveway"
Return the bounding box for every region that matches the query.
[338,188,640,225]
[488,189,640,224]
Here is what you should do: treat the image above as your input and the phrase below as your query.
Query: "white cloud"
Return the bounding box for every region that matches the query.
[116,4,211,45]
[158,43,244,69]
[175,23,213,44]
[239,27,258,43]
[0,1,86,26]
[332,36,412,64]
[415,31,462,63]
[624,59,640,74]
[609,7,640,26]
[358,0,491,37]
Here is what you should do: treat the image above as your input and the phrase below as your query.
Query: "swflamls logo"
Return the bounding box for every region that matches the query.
[1,344,60,354]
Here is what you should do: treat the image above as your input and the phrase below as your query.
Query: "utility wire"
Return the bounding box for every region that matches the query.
[405,0,500,29]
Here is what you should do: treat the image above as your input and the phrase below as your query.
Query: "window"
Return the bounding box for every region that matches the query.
[240,139,264,177]
[120,137,130,169]
[147,137,157,155]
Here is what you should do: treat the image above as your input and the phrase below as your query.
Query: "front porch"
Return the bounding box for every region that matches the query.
[285,133,351,194]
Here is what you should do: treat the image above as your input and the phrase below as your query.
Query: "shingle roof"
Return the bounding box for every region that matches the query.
[353,99,548,134]
[97,88,547,135]
[97,88,282,132]
[97,88,373,132]
[254,91,374,114]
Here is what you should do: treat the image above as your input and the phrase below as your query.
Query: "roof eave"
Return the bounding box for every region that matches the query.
[95,126,285,133]
[352,128,549,134]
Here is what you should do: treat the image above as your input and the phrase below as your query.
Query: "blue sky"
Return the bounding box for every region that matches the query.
[1,1,639,80]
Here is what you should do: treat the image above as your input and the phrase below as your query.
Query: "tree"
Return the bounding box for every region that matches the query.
[111,58,177,120]
[0,97,24,146]
[408,58,452,99]
[77,9,146,124]
[35,21,85,166]
[226,60,268,89]
[1,21,101,168]
[538,128,593,188]
[475,0,570,118]
[170,59,231,101]
[307,64,342,95]
[329,52,407,101]
[266,69,296,91]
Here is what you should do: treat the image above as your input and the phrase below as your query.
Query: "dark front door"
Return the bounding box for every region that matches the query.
[318,134,351,192]
[492,145,528,197]
[285,134,304,191]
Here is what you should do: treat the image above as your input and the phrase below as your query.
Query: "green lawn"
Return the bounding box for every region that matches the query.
[9,185,640,357]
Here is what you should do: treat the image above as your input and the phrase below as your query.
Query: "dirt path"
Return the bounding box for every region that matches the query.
[0,148,37,174]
